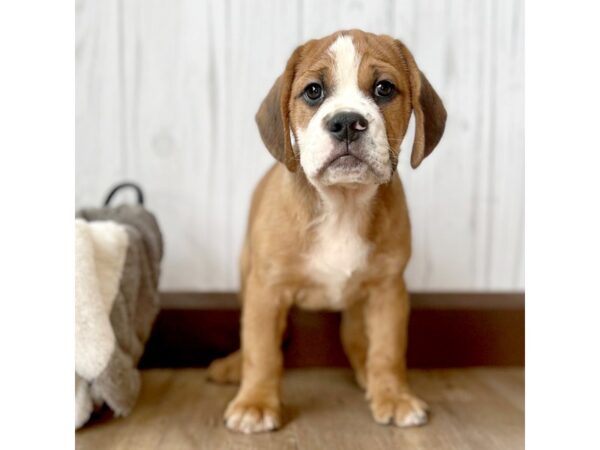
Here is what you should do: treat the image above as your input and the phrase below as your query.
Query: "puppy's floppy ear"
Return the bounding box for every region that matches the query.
[396,40,447,169]
[255,46,303,172]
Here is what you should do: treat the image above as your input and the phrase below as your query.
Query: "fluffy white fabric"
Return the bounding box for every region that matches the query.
[75,219,128,380]
[75,373,93,429]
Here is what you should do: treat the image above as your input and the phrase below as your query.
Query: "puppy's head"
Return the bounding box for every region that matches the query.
[256,30,447,187]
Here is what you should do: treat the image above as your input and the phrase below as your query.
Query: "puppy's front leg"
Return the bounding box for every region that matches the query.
[365,277,429,427]
[224,276,288,434]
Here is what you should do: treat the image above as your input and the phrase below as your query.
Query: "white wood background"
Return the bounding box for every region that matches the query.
[76,0,524,292]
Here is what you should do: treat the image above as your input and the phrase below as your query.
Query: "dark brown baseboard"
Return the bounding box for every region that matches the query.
[139,292,524,369]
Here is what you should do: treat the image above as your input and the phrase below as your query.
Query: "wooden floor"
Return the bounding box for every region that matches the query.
[76,368,524,450]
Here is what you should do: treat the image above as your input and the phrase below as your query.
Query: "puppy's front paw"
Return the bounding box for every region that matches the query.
[224,398,281,434]
[370,392,429,428]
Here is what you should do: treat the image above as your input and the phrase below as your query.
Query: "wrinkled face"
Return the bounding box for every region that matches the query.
[289,32,412,187]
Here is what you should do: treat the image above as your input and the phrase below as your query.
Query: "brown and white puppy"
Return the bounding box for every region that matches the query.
[207,29,446,434]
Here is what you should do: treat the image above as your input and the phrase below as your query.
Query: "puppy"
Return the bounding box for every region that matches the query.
[208,29,446,434]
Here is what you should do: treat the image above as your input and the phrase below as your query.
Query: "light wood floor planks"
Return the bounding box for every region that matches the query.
[76,368,524,450]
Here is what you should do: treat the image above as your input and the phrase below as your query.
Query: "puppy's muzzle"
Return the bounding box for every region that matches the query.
[326,112,368,143]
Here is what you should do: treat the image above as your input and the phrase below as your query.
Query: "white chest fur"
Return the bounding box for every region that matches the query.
[304,187,374,306]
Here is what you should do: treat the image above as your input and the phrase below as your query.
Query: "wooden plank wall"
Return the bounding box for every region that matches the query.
[76,0,524,292]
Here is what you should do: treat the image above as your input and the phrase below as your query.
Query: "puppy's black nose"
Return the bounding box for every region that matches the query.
[326,112,368,142]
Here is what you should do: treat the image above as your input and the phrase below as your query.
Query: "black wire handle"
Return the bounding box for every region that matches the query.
[103,182,145,207]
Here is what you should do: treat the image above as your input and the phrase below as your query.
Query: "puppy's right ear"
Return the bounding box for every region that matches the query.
[255,46,303,172]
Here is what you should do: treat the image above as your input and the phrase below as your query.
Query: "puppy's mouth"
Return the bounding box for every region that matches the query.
[313,140,391,187]
[328,153,364,170]
[320,144,367,174]
[314,144,377,187]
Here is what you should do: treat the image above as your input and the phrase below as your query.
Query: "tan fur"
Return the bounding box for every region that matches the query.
[208,29,446,433]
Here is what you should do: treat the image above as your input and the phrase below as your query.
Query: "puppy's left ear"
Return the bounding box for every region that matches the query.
[255,46,303,172]
[396,40,447,169]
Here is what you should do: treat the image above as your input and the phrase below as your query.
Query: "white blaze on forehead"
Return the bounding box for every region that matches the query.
[328,35,361,94]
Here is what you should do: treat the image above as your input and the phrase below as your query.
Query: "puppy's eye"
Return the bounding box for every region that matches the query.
[374,80,395,99]
[303,83,324,104]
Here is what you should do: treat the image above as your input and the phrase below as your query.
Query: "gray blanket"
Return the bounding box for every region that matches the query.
[75,203,163,428]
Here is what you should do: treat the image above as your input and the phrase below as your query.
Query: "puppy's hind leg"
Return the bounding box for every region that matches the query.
[207,350,242,384]
[341,300,368,390]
